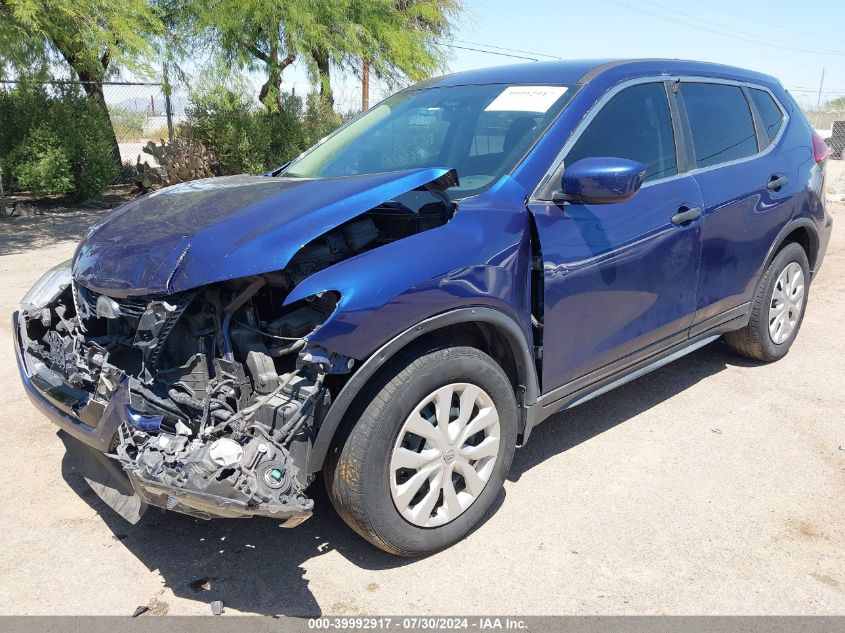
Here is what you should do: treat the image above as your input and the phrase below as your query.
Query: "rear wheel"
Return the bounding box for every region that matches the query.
[724,242,810,361]
[324,345,518,556]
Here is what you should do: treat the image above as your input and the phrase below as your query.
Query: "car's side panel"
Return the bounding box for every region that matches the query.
[521,304,751,442]
[691,156,795,323]
[529,175,704,393]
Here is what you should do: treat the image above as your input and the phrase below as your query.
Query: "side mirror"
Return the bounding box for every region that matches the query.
[554,157,646,205]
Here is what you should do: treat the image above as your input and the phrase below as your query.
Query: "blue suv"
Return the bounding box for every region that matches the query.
[14,59,832,555]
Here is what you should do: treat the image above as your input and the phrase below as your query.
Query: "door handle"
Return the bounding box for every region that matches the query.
[767,174,788,190]
[671,206,701,225]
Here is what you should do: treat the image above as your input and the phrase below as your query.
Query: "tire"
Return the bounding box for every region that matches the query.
[323,345,518,556]
[724,242,810,362]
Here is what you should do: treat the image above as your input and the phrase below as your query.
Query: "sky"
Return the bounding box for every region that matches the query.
[310,0,845,112]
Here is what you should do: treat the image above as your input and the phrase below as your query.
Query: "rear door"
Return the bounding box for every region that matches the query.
[679,81,793,327]
[529,80,704,393]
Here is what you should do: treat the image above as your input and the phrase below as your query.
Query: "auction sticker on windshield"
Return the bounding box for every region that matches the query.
[485,85,568,112]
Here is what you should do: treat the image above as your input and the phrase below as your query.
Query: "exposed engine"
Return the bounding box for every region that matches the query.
[17,190,456,524]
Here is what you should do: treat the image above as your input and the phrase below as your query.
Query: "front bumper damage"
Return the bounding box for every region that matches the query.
[121,427,313,524]
[13,274,338,526]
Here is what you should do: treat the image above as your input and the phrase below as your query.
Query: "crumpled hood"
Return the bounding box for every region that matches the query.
[73,168,452,297]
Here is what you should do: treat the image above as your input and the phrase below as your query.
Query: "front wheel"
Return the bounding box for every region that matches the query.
[324,346,518,556]
[724,242,810,361]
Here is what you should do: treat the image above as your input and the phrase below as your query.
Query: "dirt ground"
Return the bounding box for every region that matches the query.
[0,200,842,617]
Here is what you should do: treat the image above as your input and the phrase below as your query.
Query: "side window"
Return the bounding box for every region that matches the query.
[565,82,677,182]
[681,83,757,168]
[749,88,785,144]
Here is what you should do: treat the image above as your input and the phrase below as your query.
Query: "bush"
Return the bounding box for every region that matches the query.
[0,83,119,201]
[180,84,347,176]
[181,84,300,174]
[7,125,73,195]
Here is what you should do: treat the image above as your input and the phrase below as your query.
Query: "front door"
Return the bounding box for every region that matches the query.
[529,81,704,393]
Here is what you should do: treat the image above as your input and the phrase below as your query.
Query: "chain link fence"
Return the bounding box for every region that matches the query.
[803,108,845,133]
[803,108,845,155]
[824,155,845,202]
[100,81,187,183]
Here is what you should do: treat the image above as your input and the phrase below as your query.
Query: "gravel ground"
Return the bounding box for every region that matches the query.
[0,202,842,617]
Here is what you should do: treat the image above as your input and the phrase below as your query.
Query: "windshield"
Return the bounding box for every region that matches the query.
[283,84,574,195]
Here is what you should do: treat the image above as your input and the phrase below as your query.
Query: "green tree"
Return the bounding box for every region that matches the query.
[309,0,459,108]
[0,0,163,164]
[181,0,460,112]
[352,0,459,85]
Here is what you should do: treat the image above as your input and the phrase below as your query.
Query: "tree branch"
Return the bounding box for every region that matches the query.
[280,51,295,70]
[241,37,269,62]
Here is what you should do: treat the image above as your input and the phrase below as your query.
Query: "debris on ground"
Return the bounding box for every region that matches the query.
[189,578,212,592]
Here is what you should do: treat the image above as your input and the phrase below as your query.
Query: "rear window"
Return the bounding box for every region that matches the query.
[681,83,758,168]
[749,88,785,144]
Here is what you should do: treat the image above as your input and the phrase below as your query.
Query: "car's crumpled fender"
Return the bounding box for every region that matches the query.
[285,176,535,361]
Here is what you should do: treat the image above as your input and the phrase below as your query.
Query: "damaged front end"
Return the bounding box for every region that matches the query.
[14,175,458,525]
[18,269,338,524]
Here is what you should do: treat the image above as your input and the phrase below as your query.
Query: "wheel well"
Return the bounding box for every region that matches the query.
[777,225,817,271]
[407,322,521,394]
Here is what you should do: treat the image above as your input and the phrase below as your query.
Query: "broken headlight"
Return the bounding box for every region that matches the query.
[21,259,72,310]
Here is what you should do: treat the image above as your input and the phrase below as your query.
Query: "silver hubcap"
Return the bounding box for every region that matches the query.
[389,383,501,528]
[769,262,805,345]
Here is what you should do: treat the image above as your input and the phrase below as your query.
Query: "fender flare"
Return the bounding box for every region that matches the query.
[305,306,539,473]
[761,217,820,277]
